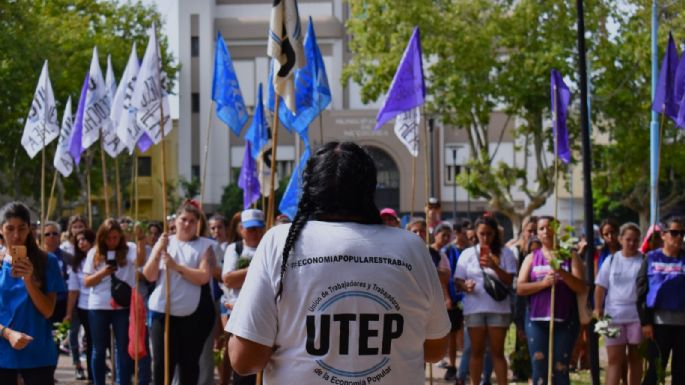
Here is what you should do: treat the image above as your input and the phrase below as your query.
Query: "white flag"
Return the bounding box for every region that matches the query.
[267,0,305,112]
[22,61,60,158]
[257,141,279,197]
[102,54,125,157]
[394,107,420,157]
[113,43,144,154]
[79,46,110,150]
[131,24,171,145]
[53,97,74,177]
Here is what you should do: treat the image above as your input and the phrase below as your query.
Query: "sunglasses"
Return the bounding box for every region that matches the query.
[663,230,685,237]
[43,232,60,237]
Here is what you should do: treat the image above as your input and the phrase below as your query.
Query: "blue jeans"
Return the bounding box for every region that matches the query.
[458,326,493,383]
[525,318,578,385]
[89,309,132,385]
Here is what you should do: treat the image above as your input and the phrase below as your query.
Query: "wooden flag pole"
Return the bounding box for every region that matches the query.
[410,154,416,219]
[421,107,433,385]
[115,157,122,217]
[548,84,559,385]
[100,127,110,219]
[40,144,46,248]
[200,102,215,209]
[133,154,139,222]
[46,170,58,221]
[87,170,93,228]
[266,97,281,229]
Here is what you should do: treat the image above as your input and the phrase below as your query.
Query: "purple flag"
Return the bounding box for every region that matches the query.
[238,141,261,210]
[69,73,89,165]
[137,132,153,153]
[551,69,571,164]
[652,32,679,121]
[374,27,425,130]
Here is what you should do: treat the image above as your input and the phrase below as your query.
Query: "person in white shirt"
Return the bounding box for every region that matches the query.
[83,219,143,385]
[454,215,517,385]
[594,222,644,385]
[226,142,450,385]
[143,202,216,385]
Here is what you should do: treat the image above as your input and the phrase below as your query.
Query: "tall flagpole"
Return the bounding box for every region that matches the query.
[200,102,215,208]
[40,136,46,248]
[421,106,433,385]
[267,97,281,229]
[46,170,58,220]
[99,127,110,219]
[548,84,558,385]
[115,158,122,217]
[650,0,659,229]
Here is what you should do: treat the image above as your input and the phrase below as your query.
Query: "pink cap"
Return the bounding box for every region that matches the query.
[380,208,399,219]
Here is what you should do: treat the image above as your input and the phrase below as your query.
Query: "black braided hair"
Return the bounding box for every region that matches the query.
[276,142,382,300]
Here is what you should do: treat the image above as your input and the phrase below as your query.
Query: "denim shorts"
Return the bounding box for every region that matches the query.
[464,312,511,328]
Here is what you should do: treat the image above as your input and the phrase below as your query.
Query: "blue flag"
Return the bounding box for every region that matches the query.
[551,69,571,164]
[238,141,261,210]
[267,59,276,112]
[245,83,271,160]
[278,17,332,137]
[652,32,679,122]
[375,27,425,130]
[212,31,248,136]
[278,135,311,219]
[69,73,89,165]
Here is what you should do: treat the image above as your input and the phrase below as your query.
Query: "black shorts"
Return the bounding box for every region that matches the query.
[448,307,463,332]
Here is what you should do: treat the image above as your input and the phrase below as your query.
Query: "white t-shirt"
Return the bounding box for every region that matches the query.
[67,259,90,310]
[221,241,258,314]
[148,236,213,317]
[594,251,643,323]
[454,244,517,315]
[226,221,451,385]
[83,246,137,310]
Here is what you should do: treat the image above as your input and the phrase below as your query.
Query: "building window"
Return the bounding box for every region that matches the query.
[191,165,200,179]
[192,93,200,113]
[191,36,199,57]
[444,146,465,185]
[444,165,462,185]
[138,157,152,177]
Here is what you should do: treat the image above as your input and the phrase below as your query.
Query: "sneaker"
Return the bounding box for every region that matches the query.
[75,367,87,380]
[444,366,457,381]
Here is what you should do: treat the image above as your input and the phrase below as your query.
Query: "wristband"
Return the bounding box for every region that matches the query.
[0,325,7,339]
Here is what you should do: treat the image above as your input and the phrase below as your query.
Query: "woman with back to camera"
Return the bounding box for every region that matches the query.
[143,202,216,385]
[83,219,143,385]
[226,142,450,384]
[517,216,586,385]
[0,202,67,384]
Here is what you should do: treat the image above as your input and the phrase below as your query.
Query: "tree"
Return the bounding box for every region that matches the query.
[0,0,178,216]
[343,0,607,229]
[592,0,685,229]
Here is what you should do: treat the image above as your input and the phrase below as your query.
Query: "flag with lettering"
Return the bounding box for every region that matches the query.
[257,140,278,197]
[278,17,331,137]
[267,0,306,112]
[70,73,89,165]
[212,31,248,136]
[21,61,60,158]
[113,43,144,154]
[653,32,679,122]
[102,54,125,157]
[238,141,261,209]
[551,69,571,164]
[54,97,74,177]
[394,107,421,157]
[131,24,171,144]
[79,46,110,150]
[375,27,425,130]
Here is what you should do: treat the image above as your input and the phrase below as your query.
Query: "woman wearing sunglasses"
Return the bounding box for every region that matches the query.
[637,216,685,385]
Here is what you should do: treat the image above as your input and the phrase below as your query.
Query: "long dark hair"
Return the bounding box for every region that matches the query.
[277,142,382,299]
[474,215,503,257]
[0,202,47,286]
[72,229,96,272]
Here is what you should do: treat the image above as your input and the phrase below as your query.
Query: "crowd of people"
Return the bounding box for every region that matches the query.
[0,142,685,385]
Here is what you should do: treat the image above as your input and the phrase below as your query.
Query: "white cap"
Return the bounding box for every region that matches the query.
[241,209,265,229]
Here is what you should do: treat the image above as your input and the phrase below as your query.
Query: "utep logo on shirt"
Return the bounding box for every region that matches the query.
[305,280,403,384]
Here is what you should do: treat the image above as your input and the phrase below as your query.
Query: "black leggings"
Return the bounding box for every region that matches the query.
[77,307,94,381]
[0,366,56,385]
[643,324,685,385]
[151,284,215,385]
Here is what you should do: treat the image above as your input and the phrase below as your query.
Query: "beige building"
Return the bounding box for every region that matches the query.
[177,0,584,230]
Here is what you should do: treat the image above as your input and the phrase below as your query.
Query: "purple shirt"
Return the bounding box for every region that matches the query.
[528,249,575,321]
